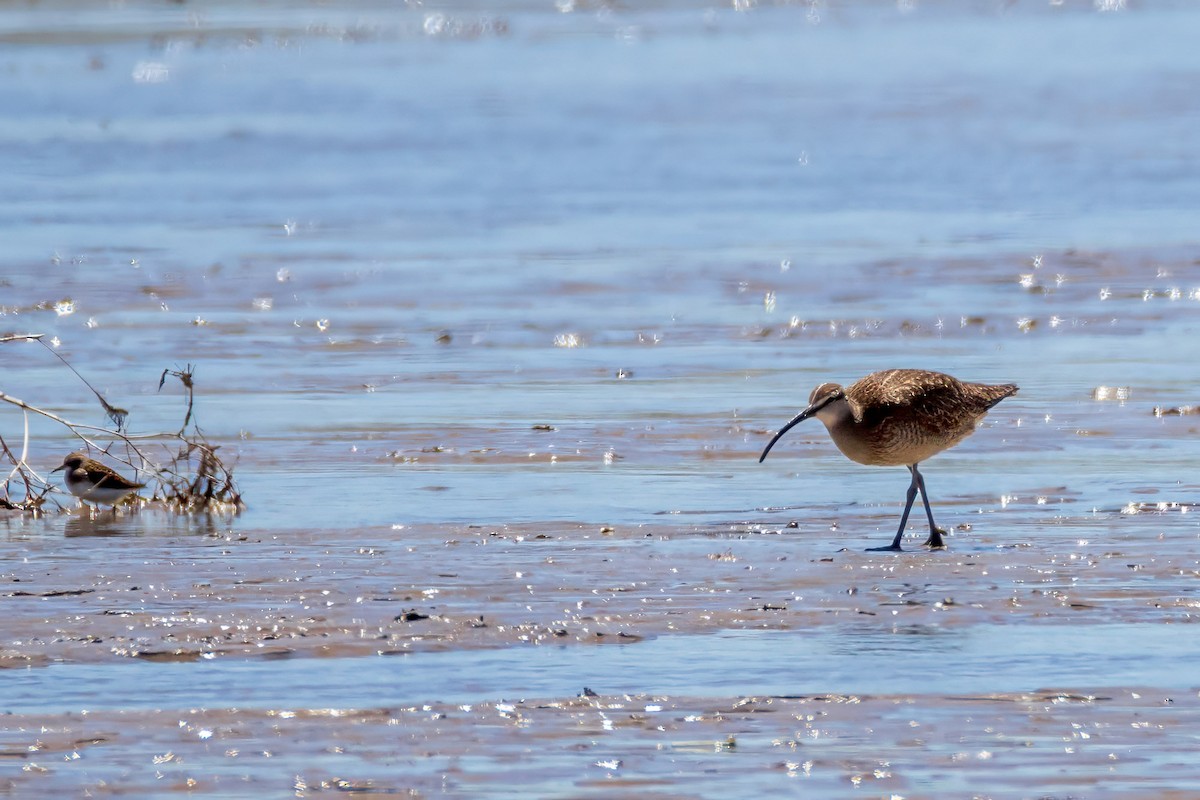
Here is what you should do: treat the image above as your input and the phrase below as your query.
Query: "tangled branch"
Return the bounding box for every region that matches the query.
[0,336,244,514]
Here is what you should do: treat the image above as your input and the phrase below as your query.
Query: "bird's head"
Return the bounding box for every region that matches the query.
[52,452,88,473]
[758,382,846,462]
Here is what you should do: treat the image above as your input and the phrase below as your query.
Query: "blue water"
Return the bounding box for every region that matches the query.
[2,622,1191,714]
[6,4,1200,273]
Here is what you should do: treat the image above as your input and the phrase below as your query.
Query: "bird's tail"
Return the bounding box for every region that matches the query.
[974,383,1018,410]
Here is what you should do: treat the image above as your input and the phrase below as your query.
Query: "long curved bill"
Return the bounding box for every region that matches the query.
[758,406,816,463]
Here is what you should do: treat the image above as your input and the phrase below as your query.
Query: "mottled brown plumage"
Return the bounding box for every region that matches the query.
[759,369,1017,551]
[52,451,146,508]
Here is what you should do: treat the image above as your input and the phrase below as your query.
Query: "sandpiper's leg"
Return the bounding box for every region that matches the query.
[867,466,921,552]
[911,465,946,549]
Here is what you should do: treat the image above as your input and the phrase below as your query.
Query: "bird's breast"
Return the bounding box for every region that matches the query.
[824,415,976,467]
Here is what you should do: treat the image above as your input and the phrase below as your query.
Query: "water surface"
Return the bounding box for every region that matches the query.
[3,1,1200,796]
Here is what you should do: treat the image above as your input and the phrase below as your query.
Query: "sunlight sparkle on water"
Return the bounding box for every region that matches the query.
[1092,386,1130,403]
[132,61,169,83]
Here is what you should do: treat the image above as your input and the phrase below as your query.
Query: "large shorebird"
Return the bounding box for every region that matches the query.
[52,451,145,509]
[759,369,1017,551]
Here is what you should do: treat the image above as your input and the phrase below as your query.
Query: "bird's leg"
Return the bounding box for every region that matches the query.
[912,465,947,549]
[866,466,921,552]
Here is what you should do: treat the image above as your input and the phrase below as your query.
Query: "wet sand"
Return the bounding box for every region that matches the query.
[4,690,1198,798]
[6,504,1200,795]
[4,509,1200,670]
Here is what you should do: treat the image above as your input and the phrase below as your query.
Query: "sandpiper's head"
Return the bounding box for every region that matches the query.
[806,382,845,411]
[52,452,88,473]
[758,382,847,463]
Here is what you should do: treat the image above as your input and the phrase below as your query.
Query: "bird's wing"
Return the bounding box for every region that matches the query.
[848,370,961,420]
[95,472,145,490]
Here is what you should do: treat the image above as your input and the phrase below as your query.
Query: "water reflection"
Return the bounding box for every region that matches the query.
[832,623,967,656]
[56,509,227,539]
[63,513,138,538]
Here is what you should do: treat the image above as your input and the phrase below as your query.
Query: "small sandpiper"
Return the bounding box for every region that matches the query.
[759,369,1017,551]
[52,451,146,508]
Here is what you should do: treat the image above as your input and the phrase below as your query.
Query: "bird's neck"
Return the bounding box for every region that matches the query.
[814,397,879,466]
[813,396,855,431]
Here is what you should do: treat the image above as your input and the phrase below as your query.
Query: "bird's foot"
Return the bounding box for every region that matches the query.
[866,543,904,553]
[922,528,948,549]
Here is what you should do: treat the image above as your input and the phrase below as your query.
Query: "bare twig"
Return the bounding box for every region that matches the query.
[0,432,45,510]
[35,338,129,431]
[160,364,197,434]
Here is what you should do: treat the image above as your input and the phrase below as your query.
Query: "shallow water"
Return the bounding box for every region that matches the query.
[3,0,1200,796]
[6,622,1200,715]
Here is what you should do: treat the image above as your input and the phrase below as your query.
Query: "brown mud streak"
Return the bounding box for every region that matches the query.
[2,517,1197,669]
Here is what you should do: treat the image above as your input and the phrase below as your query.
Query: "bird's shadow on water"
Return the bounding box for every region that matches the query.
[653,502,850,533]
[831,622,968,657]
[663,523,1014,555]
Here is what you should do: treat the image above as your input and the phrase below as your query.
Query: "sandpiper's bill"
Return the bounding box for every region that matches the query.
[52,451,146,507]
